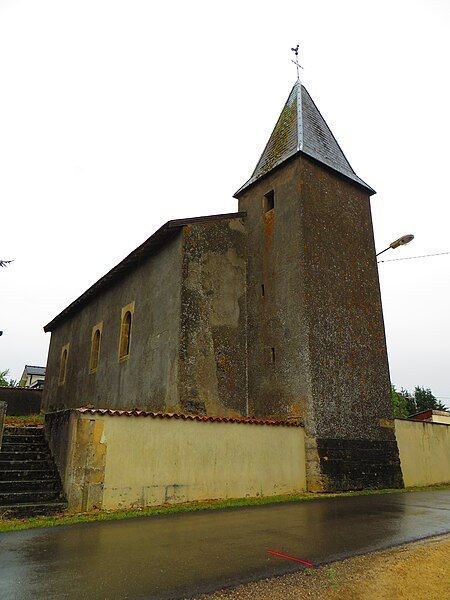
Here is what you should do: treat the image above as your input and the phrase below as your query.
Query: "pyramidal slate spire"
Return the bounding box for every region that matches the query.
[236,81,374,195]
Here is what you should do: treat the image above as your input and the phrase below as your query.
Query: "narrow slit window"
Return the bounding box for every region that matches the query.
[264,190,275,212]
[90,327,101,373]
[271,347,276,363]
[261,284,265,297]
[59,345,69,385]
[119,310,132,360]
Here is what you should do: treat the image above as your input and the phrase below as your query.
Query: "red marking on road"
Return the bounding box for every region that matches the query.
[267,549,316,568]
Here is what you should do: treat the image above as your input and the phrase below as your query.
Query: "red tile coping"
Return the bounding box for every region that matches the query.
[76,407,302,427]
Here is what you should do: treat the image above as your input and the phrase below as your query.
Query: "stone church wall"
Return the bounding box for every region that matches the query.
[178,216,247,416]
[42,233,184,412]
[237,158,310,421]
[42,214,248,416]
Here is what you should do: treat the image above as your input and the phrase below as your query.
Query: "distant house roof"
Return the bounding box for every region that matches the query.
[44,212,246,333]
[409,409,450,421]
[23,365,46,377]
[235,82,375,197]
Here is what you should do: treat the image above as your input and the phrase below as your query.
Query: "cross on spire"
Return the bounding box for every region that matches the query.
[291,44,303,82]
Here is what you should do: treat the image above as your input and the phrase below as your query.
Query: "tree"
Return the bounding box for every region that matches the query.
[0,369,9,386]
[391,385,409,418]
[414,386,448,412]
[0,369,17,387]
[400,388,417,415]
[393,385,449,416]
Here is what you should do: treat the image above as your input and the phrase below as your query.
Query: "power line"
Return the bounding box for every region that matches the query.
[378,251,450,263]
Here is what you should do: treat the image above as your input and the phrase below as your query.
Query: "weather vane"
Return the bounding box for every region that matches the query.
[291,45,303,81]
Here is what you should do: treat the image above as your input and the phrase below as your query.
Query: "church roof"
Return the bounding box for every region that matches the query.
[235,81,375,196]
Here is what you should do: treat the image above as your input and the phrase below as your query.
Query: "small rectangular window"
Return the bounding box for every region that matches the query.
[271,347,276,363]
[261,284,265,297]
[264,190,275,212]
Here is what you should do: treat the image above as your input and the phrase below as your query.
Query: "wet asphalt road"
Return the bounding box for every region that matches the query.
[1,490,449,600]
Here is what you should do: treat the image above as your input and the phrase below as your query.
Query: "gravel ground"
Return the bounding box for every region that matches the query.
[194,534,450,599]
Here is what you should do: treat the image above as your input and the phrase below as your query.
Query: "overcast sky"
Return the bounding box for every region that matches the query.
[0,0,449,403]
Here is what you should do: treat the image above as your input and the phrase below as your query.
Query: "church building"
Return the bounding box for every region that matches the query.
[42,81,403,492]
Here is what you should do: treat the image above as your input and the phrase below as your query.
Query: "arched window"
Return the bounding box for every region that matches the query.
[90,327,101,373]
[119,310,132,360]
[59,344,69,385]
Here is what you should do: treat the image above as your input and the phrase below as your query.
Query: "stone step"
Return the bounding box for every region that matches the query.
[0,459,55,471]
[0,426,67,517]
[0,450,52,462]
[0,442,48,453]
[0,490,62,505]
[3,427,45,437]
[2,434,46,445]
[0,501,67,518]
[0,468,57,481]
[0,479,60,493]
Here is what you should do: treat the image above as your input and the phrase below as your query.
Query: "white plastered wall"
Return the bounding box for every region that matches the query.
[79,414,306,511]
[395,419,450,487]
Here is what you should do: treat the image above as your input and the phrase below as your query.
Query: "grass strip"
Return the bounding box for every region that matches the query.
[4,414,45,427]
[1,484,449,534]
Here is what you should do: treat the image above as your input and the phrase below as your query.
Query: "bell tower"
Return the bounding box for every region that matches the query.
[235,81,404,492]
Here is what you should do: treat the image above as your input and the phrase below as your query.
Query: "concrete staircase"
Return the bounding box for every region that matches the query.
[0,426,67,518]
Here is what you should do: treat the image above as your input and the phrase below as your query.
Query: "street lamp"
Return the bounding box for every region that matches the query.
[376,234,414,257]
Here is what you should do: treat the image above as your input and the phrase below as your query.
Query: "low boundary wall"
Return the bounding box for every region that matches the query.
[395,419,450,487]
[0,387,42,415]
[45,409,306,513]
